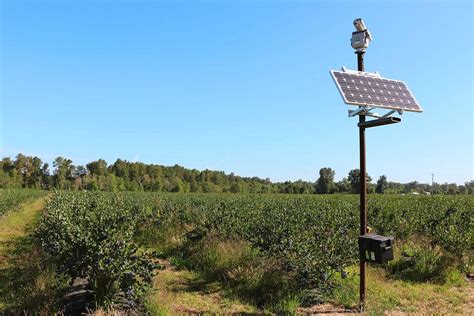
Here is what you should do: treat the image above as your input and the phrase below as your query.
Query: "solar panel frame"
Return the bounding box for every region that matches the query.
[330,70,423,113]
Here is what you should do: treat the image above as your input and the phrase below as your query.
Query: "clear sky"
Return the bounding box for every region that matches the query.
[0,0,472,184]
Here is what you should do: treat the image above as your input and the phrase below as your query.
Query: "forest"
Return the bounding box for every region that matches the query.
[0,154,472,195]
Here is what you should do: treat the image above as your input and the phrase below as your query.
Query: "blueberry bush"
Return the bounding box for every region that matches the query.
[35,191,160,309]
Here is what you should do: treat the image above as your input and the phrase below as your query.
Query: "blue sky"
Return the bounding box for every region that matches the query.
[0,0,472,184]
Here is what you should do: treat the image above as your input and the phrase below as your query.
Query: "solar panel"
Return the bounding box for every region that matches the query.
[330,70,422,113]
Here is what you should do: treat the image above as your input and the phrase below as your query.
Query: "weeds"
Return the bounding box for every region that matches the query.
[388,239,455,283]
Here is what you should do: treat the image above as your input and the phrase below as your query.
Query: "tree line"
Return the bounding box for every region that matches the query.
[0,154,472,195]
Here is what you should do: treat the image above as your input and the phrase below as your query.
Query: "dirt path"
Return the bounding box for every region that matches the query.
[0,197,49,311]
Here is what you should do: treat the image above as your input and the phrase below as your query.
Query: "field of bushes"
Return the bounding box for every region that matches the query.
[1,190,473,313]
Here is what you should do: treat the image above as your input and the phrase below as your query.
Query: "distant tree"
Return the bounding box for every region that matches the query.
[105,174,118,191]
[375,175,388,194]
[335,177,351,193]
[171,178,184,192]
[1,157,15,174]
[53,157,75,189]
[116,177,126,191]
[86,178,99,191]
[403,181,418,194]
[447,183,458,195]
[457,185,466,195]
[72,165,86,190]
[1,153,471,195]
[315,167,335,194]
[74,165,87,178]
[230,182,242,193]
[201,181,215,193]
[86,159,108,176]
[12,155,48,189]
[111,159,130,179]
[465,181,474,195]
[30,156,46,188]
[348,169,372,194]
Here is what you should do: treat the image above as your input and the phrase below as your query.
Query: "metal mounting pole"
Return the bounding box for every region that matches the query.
[357,50,367,311]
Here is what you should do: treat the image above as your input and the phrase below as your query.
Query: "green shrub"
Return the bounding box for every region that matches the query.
[321,269,358,309]
[148,193,473,306]
[188,237,259,280]
[136,221,187,258]
[155,194,360,290]
[35,191,159,309]
[388,241,452,282]
[175,235,295,310]
[227,258,295,310]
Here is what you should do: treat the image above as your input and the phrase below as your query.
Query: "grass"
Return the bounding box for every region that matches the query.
[140,222,471,315]
[326,265,468,314]
[140,226,298,314]
[0,197,45,252]
[147,258,469,315]
[145,260,261,315]
[0,196,61,313]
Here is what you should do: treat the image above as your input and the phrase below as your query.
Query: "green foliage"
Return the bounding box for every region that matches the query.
[52,157,74,190]
[369,195,474,272]
[348,169,372,194]
[151,194,360,291]
[315,167,335,194]
[35,191,160,309]
[86,159,108,176]
[149,193,473,288]
[388,242,451,282]
[1,154,472,195]
[186,237,260,281]
[29,190,474,311]
[322,268,359,309]
[179,235,296,311]
[375,175,388,194]
[0,188,46,216]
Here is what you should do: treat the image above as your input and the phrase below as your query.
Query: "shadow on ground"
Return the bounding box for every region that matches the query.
[149,259,262,315]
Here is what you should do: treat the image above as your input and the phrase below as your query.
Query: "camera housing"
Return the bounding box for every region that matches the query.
[353,18,367,32]
[351,18,372,51]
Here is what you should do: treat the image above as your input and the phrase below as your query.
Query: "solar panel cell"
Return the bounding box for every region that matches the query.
[330,70,422,113]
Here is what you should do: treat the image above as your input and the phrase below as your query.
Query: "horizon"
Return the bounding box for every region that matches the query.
[0,152,469,186]
[1,0,472,185]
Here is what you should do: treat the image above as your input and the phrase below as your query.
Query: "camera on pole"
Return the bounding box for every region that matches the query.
[329,18,423,311]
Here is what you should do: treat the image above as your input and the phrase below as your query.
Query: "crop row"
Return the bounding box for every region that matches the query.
[0,188,46,216]
[153,194,473,284]
[35,192,474,309]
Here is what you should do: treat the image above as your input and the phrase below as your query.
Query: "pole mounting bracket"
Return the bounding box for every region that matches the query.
[381,109,403,118]
[349,107,403,119]
[348,106,380,118]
